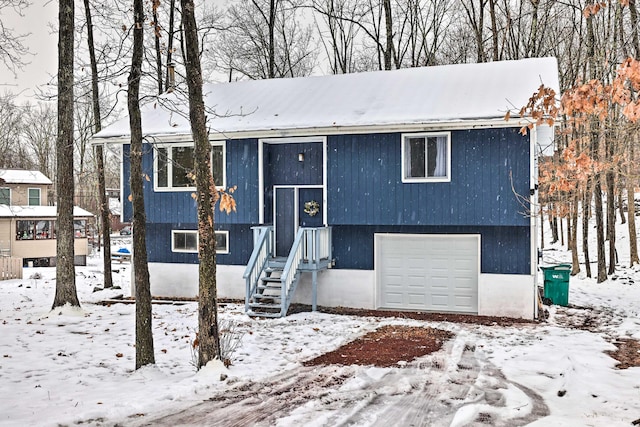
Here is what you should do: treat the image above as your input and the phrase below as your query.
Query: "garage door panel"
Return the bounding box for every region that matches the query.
[377,234,479,314]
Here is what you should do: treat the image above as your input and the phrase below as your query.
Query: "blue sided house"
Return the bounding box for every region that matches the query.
[94,57,559,319]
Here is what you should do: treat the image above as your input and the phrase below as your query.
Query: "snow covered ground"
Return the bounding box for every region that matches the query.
[0,234,639,426]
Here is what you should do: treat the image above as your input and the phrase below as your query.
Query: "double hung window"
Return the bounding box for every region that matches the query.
[402,132,451,182]
[155,143,225,190]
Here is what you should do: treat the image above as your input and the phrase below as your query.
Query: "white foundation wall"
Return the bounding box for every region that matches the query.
[146,263,535,319]
[146,263,246,300]
[146,263,376,308]
[478,273,535,319]
[293,269,375,309]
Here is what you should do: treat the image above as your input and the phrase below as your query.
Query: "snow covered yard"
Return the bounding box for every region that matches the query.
[1,242,640,426]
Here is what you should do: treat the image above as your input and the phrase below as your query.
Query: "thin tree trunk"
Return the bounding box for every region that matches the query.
[153,0,164,94]
[83,0,112,289]
[383,0,393,70]
[618,179,626,224]
[489,0,499,60]
[53,0,80,309]
[268,0,276,78]
[628,136,640,266]
[180,0,222,368]
[165,0,176,90]
[130,0,155,369]
[583,184,592,277]
[606,168,616,275]
[571,194,580,275]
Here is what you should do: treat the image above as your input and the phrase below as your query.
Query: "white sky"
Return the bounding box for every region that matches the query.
[0,2,58,103]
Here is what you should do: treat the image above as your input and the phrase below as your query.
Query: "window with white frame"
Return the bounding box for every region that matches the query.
[0,188,9,205]
[155,143,225,191]
[402,132,451,182]
[28,188,41,206]
[171,230,229,254]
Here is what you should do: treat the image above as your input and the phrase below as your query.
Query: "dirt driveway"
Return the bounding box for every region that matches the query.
[139,323,548,427]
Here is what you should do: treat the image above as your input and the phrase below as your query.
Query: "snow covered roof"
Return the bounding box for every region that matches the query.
[0,169,52,185]
[0,205,94,218]
[94,57,560,140]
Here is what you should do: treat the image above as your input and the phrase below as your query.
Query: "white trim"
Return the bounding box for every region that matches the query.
[94,118,529,145]
[171,230,199,253]
[374,233,481,311]
[27,188,41,206]
[258,140,264,224]
[119,145,125,223]
[401,131,451,183]
[215,230,230,255]
[272,185,324,256]
[531,126,539,318]
[258,136,327,226]
[0,187,11,205]
[322,138,328,226]
[153,141,226,192]
[171,229,230,254]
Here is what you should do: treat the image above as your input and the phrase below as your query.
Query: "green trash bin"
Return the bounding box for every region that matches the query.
[540,264,571,306]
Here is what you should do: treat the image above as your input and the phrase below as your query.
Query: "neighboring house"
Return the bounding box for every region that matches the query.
[0,169,94,266]
[0,169,51,207]
[93,57,560,319]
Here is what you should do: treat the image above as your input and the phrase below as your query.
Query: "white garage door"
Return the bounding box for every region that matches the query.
[375,234,479,313]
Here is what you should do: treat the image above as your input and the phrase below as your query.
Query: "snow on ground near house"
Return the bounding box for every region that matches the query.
[1,235,640,426]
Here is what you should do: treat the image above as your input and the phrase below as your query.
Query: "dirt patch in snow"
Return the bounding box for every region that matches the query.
[289,303,535,326]
[303,325,454,367]
[606,338,640,369]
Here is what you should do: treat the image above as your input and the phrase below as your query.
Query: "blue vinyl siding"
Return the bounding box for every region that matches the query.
[122,127,532,274]
[331,225,530,274]
[327,128,530,227]
[121,139,260,225]
[146,223,254,265]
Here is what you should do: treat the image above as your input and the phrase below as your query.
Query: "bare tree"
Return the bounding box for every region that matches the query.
[129,0,155,369]
[213,0,316,79]
[22,103,57,178]
[180,0,222,368]
[52,0,80,309]
[82,0,113,288]
[0,0,30,74]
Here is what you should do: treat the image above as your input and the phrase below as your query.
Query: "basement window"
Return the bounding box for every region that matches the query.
[171,230,229,254]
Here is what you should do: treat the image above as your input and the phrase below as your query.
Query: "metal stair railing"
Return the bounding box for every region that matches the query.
[243,226,273,312]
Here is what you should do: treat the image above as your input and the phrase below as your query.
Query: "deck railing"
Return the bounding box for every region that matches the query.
[302,227,332,266]
[280,228,306,316]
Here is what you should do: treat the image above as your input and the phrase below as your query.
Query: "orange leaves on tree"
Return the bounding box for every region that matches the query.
[511,84,559,135]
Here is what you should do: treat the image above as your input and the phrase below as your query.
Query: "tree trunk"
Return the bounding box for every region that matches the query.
[153,0,164,94]
[52,0,80,309]
[489,0,499,60]
[181,0,222,368]
[628,177,639,266]
[594,175,607,282]
[571,194,580,275]
[165,0,176,91]
[383,0,393,70]
[606,169,616,275]
[583,184,592,277]
[268,0,276,78]
[130,0,155,369]
[618,180,626,224]
[83,0,113,289]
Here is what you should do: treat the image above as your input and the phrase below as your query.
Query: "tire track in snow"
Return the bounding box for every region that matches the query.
[137,365,354,427]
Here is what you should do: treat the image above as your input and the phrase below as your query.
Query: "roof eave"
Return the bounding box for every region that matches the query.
[91,117,532,144]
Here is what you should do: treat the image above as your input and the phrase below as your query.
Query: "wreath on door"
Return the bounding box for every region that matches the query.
[304,200,320,217]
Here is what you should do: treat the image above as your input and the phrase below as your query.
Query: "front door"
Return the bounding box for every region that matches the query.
[264,141,324,257]
[273,186,324,256]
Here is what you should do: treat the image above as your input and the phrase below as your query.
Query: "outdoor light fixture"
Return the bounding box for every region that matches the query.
[298,153,305,162]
